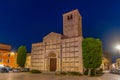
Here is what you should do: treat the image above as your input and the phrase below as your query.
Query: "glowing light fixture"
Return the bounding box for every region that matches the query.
[116,45,120,50]
[0,64,4,67]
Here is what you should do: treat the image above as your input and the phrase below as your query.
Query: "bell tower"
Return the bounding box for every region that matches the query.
[63,9,82,37]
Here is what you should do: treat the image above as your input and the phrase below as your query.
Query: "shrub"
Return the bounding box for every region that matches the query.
[60,72,67,75]
[84,68,103,76]
[68,71,82,76]
[96,68,103,74]
[30,69,41,73]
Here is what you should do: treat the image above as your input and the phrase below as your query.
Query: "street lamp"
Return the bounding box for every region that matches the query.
[116,45,120,50]
[115,45,120,57]
[115,44,120,58]
[10,52,15,55]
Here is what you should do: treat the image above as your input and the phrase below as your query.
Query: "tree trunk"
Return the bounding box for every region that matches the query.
[88,68,91,76]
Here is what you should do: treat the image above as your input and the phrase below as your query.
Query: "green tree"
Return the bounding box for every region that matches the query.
[82,38,102,76]
[17,46,27,68]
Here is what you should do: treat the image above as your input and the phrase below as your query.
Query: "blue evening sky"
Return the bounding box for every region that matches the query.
[0,0,120,56]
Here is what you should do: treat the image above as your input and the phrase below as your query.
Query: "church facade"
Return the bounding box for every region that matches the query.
[31,9,83,73]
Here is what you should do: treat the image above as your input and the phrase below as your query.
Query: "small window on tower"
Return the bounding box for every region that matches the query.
[67,14,73,20]
[67,16,70,20]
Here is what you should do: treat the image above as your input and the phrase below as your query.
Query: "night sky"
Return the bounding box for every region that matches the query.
[0,0,120,56]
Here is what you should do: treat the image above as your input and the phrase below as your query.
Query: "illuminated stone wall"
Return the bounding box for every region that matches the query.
[31,42,45,70]
[61,37,83,72]
[31,9,83,73]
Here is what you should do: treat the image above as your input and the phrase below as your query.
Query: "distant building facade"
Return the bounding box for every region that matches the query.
[100,52,112,71]
[0,44,17,68]
[31,9,83,73]
[116,58,120,69]
[100,57,111,71]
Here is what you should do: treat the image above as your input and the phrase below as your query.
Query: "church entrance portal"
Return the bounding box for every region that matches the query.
[50,58,56,71]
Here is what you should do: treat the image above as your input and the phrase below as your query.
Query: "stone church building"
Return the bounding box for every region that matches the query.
[31,9,83,73]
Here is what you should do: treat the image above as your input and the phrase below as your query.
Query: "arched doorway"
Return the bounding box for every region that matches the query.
[50,58,56,71]
[48,53,57,72]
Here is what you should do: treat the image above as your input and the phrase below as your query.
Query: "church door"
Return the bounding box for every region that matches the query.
[50,58,56,71]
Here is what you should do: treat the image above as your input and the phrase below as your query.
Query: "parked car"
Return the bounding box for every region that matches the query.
[0,67,3,73]
[9,68,13,72]
[12,68,21,72]
[22,68,30,72]
[0,67,9,73]
[110,69,120,74]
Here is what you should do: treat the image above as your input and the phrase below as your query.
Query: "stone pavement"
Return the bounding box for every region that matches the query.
[0,72,120,80]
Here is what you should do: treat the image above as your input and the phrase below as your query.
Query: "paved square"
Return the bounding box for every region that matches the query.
[0,73,119,80]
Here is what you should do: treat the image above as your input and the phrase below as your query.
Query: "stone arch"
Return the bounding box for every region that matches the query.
[48,52,56,58]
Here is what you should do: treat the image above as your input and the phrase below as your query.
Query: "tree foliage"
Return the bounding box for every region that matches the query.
[82,38,102,75]
[17,46,27,68]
